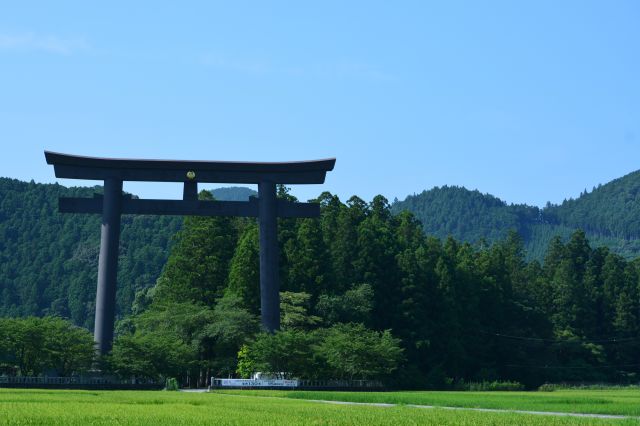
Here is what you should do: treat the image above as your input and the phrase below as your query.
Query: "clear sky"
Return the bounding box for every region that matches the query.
[1,1,638,206]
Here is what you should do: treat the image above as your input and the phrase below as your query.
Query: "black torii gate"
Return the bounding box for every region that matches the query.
[45,151,335,355]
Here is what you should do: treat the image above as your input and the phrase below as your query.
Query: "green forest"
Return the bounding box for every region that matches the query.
[0,178,255,328]
[1,175,640,388]
[392,169,640,260]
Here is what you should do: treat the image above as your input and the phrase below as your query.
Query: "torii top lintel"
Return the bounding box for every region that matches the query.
[44,151,336,184]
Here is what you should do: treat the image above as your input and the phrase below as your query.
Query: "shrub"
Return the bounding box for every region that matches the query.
[0,316,95,376]
[538,383,558,392]
[538,382,640,392]
[165,377,179,391]
[315,323,404,380]
[453,380,525,391]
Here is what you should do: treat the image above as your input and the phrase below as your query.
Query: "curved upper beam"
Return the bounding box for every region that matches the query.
[45,151,336,184]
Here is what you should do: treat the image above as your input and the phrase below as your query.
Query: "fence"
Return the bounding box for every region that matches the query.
[0,376,161,390]
[297,379,383,388]
[211,378,384,391]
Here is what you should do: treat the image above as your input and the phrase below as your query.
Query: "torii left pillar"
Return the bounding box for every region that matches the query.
[94,178,122,355]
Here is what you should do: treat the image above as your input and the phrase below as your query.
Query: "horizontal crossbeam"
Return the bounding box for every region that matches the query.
[52,165,328,184]
[58,197,320,218]
[45,152,336,184]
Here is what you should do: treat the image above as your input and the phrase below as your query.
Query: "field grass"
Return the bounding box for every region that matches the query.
[0,388,639,425]
[214,389,640,417]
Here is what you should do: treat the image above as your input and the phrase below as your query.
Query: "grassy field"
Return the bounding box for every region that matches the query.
[215,388,640,417]
[0,388,639,425]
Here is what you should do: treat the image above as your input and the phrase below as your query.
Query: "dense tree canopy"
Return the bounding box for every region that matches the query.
[0,316,94,376]
[392,171,640,260]
[0,179,252,327]
[0,178,180,327]
[109,191,640,388]
[2,177,640,388]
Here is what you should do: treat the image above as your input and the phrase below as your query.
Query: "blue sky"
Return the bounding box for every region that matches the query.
[1,1,638,206]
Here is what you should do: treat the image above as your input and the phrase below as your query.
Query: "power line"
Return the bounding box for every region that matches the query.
[476,330,640,344]
[504,363,640,370]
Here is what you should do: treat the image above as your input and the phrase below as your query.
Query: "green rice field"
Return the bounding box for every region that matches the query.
[0,388,639,425]
[216,388,640,417]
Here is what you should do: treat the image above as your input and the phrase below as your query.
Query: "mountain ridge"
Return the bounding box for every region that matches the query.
[2,169,639,326]
[392,169,640,260]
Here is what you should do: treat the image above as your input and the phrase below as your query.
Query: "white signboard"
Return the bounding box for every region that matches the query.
[214,378,299,387]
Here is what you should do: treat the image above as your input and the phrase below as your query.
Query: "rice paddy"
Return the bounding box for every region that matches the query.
[1,388,639,425]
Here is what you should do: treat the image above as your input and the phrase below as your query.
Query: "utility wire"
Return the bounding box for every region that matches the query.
[504,363,640,370]
[476,330,640,344]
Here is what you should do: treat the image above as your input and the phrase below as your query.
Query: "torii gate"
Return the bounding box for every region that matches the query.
[45,151,335,355]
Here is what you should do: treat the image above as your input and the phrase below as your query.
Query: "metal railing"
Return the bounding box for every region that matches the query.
[211,377,383,389]
[298,379,383,388]
[0,376,158,385]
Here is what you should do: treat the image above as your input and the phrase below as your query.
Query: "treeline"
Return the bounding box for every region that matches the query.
[2,180,640,388]
[0,316,94,376]
[107,189,639,388]
[4,171,640,327]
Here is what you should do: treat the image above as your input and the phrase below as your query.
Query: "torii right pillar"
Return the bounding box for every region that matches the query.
[258,181,280,332]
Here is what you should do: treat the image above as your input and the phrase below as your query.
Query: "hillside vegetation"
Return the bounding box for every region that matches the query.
[1,179,640,388]
[106,192,640,388]
[392,170,640,260]
[0,178,251,328]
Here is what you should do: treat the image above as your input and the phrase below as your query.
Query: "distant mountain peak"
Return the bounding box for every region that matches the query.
[392,170,640,260]
[207,186,257,201]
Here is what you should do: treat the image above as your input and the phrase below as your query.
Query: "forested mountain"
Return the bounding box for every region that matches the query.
[1,177,640,387]
[0,178,253,328]
[545,170,640,240]
[2,171,640,329]
[110,193,640,387]
[391,186,538,243]
[392,170,640,260]
[208,186,257,201]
